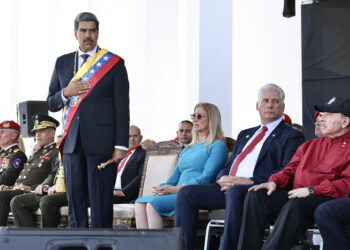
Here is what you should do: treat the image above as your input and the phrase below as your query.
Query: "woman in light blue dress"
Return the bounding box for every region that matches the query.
[135,102,227,229]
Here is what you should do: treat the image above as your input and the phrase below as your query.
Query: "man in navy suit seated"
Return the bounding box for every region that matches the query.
[314,191,350,250]
[174,83,305,250]
[238,96,350,250]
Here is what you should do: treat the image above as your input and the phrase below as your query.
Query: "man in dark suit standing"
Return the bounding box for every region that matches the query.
[174,84,305,250]
[47,12,129,228]
[113,125,146,204]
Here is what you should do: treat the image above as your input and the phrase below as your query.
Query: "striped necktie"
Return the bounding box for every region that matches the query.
[81,54,89,67]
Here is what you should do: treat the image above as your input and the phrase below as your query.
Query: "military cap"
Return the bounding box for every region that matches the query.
[315,96,350,118]
[0,120,21,131]
[31,114,60,131]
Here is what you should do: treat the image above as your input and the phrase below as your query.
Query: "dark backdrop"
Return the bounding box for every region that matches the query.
[302,0,350,139]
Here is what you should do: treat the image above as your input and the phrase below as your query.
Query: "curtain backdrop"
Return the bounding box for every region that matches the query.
[302,0,350,139]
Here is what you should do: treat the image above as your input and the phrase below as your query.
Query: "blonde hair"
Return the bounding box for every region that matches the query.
[17,136,26,153]
[187,102,225,148]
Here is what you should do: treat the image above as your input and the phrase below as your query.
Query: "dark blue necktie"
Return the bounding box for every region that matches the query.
[81,54,89,67]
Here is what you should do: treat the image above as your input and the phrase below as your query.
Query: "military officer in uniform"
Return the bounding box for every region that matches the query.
[11,165,68,227]
[0,114,59,226]
[0,120,27,186]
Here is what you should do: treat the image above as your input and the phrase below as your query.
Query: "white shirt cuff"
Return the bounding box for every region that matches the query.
[114,145,128,151]
[61,90,69,105]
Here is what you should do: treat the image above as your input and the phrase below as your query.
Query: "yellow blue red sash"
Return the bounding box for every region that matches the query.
[59,49,121,153]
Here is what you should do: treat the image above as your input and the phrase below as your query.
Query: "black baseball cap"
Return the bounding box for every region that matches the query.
[314,96,350,118]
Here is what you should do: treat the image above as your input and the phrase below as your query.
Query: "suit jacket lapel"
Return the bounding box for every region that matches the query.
[62,52,77,89]
[256,120,285,164]
[121,146,139,175]
[238,126,260,154]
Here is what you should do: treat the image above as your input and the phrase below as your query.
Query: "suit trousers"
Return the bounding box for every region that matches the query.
[314,197,350,250]
[174,183,252,250]
[63,138,117,228]
[11,192,68,227]
[238,189,333,250]
[0,189,24,226]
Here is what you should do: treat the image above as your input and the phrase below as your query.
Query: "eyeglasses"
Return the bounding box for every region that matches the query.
[190,113,207,120]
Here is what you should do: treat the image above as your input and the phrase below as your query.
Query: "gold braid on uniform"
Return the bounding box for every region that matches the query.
[55,153,66,193]
[35,121,57,129]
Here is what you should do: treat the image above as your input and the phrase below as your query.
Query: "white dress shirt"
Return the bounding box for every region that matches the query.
[234,117,283,178]
[114,148,136,190]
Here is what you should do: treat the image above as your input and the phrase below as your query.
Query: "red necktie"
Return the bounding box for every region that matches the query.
[117,144,140,173]
[229,126,268,176]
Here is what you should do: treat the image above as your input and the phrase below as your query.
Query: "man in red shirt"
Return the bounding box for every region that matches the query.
[238,96,350,250]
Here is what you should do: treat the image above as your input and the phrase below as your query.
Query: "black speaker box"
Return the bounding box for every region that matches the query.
[0,227,185,250]
[17,101,48,137]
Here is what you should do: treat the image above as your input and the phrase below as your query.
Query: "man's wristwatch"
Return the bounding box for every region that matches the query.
[308,186,314,196]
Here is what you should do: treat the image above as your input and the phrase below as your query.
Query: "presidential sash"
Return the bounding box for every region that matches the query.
[59,49,121,153]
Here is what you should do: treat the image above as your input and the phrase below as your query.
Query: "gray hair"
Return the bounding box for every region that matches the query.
[258,83,285,104]
[74,12,99,31]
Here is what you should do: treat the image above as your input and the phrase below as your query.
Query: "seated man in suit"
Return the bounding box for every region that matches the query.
[0,114,59,226]
[174,83,305,250]
[174,120,193,146]
[314,191,350,250]
[113,125,146,204]
[238,96,350,250]
[0,121,27,186]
